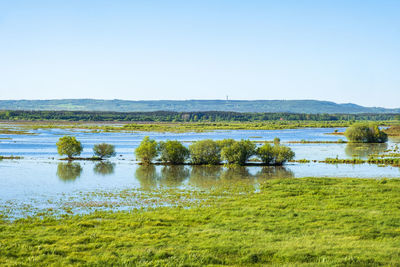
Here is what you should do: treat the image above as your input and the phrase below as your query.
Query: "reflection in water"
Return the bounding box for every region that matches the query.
[57,162,82,182]
[135,165,158,190]
[220,166,251,181]
[345,143,388,158]
[189,166,223,188]
[160,166,190,187]
[255,166,294,179]
[93,161,115,176]
[134,165,296,189]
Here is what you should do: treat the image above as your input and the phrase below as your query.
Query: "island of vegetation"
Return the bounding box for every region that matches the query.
[344,122,388,143]
[56,136,116,161]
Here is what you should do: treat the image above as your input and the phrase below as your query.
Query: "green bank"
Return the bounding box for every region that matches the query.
[1,178,399,266]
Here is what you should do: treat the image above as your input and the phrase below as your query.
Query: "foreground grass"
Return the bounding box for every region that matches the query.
[1,178,400,266]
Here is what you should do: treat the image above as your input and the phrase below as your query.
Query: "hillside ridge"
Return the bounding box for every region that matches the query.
[0,99,398,114]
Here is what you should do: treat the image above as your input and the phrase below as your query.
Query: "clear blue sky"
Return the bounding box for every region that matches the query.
[0,0,399,107]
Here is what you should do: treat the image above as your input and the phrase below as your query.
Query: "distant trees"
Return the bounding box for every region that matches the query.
[0,110,398,122]
[158,140,189,164]
[93,143,116,159]
[345,123,388,143]
[56,136,83,159]
[135,136,158,164]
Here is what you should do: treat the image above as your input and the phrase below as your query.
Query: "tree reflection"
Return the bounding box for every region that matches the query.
[255,166,294,179]
[345,143,388,159]
[189,165,223,188]
[160,166,190,187]
[57,162,82,182]
[93,161,115,176]
[220,166,252,181]
[135,165,158,190]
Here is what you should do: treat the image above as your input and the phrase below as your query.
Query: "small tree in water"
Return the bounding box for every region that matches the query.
[257,143,295,165]
[189,139,221,165]
[93,143,116,159]
[221,139,256,165]
[158,140,189,164]
[56,136,83,159]
[345,123,388,143]
[135,136,158,164]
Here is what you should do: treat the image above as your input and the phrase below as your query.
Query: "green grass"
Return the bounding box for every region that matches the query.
[1,178,399,266]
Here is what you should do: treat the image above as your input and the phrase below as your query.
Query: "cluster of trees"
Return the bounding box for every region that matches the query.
[135,137,295,166]
[0,110,398,122]
[56,136,116,159]
[344,123,388,143]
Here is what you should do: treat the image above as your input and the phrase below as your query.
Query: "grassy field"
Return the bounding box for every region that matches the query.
[1,178,399,266]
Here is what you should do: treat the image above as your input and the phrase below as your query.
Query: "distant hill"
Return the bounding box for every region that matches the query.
[0,99,399,114]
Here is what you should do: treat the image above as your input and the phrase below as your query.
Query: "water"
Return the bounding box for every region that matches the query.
[1,126,399,219]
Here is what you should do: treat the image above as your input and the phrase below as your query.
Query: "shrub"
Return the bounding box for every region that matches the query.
[216,139,236,149]
[273,145,295,165]
[273,137,281,145]
[56,136,83,159]
[221,139,256,165]
[158,140,189,164]
[257,143,295,165]
[135,136,158,164]
[345,123,388,143]
[93,143,116,159]
[257,143,275,165]
[189,139,221,165]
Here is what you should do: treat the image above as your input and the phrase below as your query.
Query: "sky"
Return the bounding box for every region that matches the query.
[0,0,399,108]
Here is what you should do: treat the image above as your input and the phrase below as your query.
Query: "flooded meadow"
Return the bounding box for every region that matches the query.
[1,125,399,219]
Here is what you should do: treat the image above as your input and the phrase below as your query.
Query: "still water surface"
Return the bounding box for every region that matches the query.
[1,127,399,219]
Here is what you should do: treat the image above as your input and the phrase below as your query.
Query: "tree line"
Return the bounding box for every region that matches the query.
[0,110,399,122]
[135,137,295,166]
[56,136,295,166]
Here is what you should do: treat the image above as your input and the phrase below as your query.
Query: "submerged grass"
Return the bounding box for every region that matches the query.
[0,178,399,266]
[11,120,395,133]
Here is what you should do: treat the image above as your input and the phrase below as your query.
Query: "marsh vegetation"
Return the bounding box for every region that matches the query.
[1,178,399,266]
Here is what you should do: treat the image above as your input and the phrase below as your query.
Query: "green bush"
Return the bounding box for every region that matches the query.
[274,145,295,165]
[56,136,83,159]
[257,143,295,165]
[257,143,275,165]
[345,123,388,143]
[93,143,116,159]
[158,140,189,164]
[273,137,281,145]
[221,139,256,165]
[189,139,221,165]
[216,139,236,149]
[135,136,158,164]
